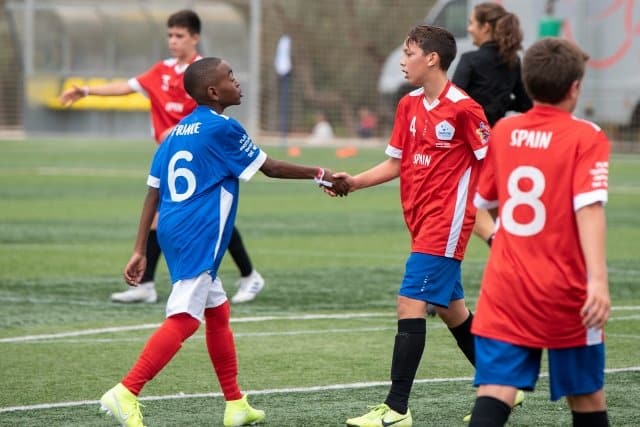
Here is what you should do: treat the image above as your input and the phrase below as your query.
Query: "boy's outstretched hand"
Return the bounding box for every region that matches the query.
[316,168,350,196]
[58,85,87,107]
[321,171,354,197]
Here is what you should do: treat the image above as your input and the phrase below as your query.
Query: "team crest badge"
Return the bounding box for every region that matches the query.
[476,122,490,145]
[435,120,455,141]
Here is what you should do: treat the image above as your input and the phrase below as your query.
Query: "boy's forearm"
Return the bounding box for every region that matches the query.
[576,203,607,282]
[86,80,134,97]
[133,189,159,254]
[473,208,496,242]
[353,158,400,190]
[260,158,321,179]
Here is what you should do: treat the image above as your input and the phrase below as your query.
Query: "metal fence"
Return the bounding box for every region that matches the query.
[3,0,640,149]
[1,0,436,141]
[2,0,257,138]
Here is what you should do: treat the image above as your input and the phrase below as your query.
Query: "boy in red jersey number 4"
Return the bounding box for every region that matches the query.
[332,25,494,427]
[469,38,611,426]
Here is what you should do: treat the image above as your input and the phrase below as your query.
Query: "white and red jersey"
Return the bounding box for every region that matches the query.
[387,82,489,260]
[129,55,202,143]
[473,104,610,348]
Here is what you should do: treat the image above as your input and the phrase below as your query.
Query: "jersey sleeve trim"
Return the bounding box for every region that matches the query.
[147,175,160,188]
[474,192,498,209]
[128,78,148,97]
[574,189,608,211]
[238,150,267,182]
[474,145,488,160]
[385,145,402,159]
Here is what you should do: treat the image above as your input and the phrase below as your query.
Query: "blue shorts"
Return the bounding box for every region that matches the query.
[474,336,605,401]
[399,253,464,307]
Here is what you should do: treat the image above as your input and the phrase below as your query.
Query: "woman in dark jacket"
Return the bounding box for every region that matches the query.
[453,3,534,257]
[452,2,532,126]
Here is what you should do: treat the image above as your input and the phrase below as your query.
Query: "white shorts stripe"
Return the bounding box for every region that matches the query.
[445,166,471,257]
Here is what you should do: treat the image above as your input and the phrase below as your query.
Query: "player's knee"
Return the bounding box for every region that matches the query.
[566,390,607,412]
[165,313,200,341]
[438,303,469,327]
[204,301,231,331]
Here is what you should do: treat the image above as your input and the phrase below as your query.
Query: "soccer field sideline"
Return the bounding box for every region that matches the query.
[1,306,638,415]
[2,306,639,344]
[2,367,639,414]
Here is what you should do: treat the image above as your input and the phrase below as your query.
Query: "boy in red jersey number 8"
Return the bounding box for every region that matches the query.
[469,38,610,426]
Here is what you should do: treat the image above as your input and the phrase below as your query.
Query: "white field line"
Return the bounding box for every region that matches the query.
[18,326,401,345]
[1,367,638,414]
[17,165,640,194]
[608,267,640,276]
[0,312,394,343]
[0,295,111,307]
[607,333,640,340]
[37,167,144,178]
[608,314,640,321]
[610,305,640,310]
[1,308,639,344]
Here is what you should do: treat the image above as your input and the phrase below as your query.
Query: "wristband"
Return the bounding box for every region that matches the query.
[81,86,90,97]
[486,233,495,247]
[313,167,333,188]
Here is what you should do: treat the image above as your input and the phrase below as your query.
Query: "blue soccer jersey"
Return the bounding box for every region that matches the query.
[147,105,267,283]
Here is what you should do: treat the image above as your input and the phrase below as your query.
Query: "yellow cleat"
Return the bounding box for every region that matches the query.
[346,403,412,427]
[223,394,265,427]
[100,383,146,427]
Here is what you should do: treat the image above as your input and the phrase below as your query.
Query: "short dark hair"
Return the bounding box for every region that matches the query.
[167,9,201,35]
[522,38,589,104]
[406,25,457,71]
[184,57,222,103]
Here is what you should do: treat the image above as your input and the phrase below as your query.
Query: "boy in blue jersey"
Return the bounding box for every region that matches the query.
[99,57,348,427]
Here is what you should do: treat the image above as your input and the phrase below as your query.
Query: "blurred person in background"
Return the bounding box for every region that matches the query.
[309,111,335,144]
[357,107,377,139]
[452,2,533,254]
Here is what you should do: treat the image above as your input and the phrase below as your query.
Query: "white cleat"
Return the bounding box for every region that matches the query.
[110,282,157,304]
[231,270,265,304]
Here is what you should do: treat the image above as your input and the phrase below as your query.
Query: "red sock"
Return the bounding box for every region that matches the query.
[205,301,242,401]
[122,313,200,395]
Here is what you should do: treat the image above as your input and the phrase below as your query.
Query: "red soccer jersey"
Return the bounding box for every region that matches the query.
[129,55,201,143]
[473,105,610,348]
[387,82,489,260]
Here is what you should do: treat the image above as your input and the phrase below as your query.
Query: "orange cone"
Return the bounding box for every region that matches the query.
[287,146,301,157]
[336,146,358,158]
